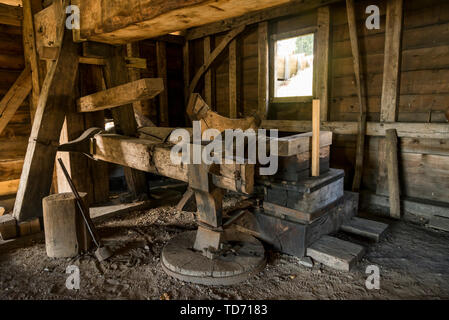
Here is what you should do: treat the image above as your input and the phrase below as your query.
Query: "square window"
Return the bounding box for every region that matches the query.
[274,33,314,98]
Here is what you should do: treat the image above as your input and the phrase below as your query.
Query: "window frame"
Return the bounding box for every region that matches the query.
[269,26,318,104]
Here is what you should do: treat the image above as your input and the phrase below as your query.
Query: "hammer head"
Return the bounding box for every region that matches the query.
[95,246,114,262]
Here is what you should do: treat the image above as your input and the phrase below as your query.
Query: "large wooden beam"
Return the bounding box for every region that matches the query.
[385,129,401,219]
[59,131,255,195]
[186,0,342,40]
[77,78,164,113]
[261,120,449,140]
[75,0,291,44]
[188,25,245,100]
[380,0,403,123]
[13,28,79,222]
[346,0,367,192]
[0,66,32,135]
[203,37,213,106]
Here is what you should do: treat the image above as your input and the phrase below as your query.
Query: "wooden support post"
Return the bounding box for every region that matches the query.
[258,22,269,120]
[312,100,321,177]
[57,64,110,205]
[43,193,91,258]
[22,0,45,123]
[385,129,401,219]
[103,46,149,198]
[315,6,330,121]
[228,38,239,118]
[13,28,79,222]
[183,40,190,106]
[203,37,213,106]
[126,42,145,115]
[346,0,367,192]
[377,0,403,197]
[156,41,169,126]
[380,0,403,123]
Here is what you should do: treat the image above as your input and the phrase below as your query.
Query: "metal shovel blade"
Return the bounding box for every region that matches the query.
[95,246,114,262]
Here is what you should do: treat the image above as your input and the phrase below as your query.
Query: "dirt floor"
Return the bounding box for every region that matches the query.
[1,195,449,300]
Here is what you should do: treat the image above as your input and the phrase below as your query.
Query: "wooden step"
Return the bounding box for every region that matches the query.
[77,78,164,112]
[428,215,449,232]
[307,235,365,271]
[341,217,389,242]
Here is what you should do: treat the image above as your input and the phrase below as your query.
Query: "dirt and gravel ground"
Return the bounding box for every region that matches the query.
[1,195,448,300]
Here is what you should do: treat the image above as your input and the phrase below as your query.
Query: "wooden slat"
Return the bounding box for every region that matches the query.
[315,6,330,121]
[203,36,212,106]
[0,66,32,135]
[386,129,401,219]
[261,120,449,139]
[346,0,367,192]
[341,217,388,242]
[380,0,403,123]
[77,78,164,113]
[183,40,190,106]
[13,28,79,222]
[312,100,320,177]
[258,22,269,120]
[156,41,169,126]
[228,38,239,118]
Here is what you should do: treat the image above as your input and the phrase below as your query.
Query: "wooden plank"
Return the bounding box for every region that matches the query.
[307,235,365,271]
[156,41,169,126]
[261,120,449,140]
[0,3,22,26]
[203,36,212,106]
[188,25,245,100]
[183,40,190,106]
[13,28,79,222]
[0,66,32,135]
[0,179,19,196]
[386,129,401,219]
[427,216,449,232]
[312,100,320,177]
[272,131,332,157]
[103,45,149,198]
[380,0,403,123]
[126,42,144,116]
[0,159,23,181]
[346,0,367,193]
[258,22,269,120]
[77,78,164,113]
[77,0,291,44]
[341,217,389,242]
[228,38,239,118]
[315,6,330,121]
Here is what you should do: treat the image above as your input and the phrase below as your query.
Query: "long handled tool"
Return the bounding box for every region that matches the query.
[57,158,113,262]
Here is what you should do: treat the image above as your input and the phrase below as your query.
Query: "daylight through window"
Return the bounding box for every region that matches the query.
[274,33,314,98]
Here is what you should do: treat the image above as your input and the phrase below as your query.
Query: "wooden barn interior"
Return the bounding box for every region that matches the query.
[0,0,448,299]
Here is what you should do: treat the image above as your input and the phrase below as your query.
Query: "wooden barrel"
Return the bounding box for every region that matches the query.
[42,193,91,258]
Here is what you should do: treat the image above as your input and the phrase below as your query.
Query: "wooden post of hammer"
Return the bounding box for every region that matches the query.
[312,100,321,177]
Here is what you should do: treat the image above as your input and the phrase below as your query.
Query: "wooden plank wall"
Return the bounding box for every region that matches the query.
[187,0,449,207]
[0,23,28,207]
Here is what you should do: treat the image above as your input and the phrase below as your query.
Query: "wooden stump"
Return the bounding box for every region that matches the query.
[42,193,91,258]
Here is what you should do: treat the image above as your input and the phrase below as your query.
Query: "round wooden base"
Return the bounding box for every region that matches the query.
[161,230,266,286]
